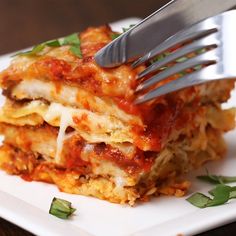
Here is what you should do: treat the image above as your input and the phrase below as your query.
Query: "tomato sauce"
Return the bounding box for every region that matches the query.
[64,139,91,172]
[114,98,140,116]
[94,143,155,174]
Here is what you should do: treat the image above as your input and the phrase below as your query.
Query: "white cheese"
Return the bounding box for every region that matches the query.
[44,103,74,163]
[114,176,125,188]
[1,100,134,162]
[55,111,73,163]
[83,143,94,153]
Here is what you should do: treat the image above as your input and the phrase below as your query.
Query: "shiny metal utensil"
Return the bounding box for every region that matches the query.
[134,10,236,104]
[95,0,236,68]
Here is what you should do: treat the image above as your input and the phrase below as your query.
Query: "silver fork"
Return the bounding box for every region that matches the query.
[133,10,236,104]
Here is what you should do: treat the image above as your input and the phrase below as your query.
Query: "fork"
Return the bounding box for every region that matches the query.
[133,10,236,104]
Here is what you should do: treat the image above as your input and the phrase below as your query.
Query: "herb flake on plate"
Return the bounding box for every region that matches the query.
[186,192,211,208]
[49,197,76,219]
[186,184,233,208]
[186,168,236,208]
[197,169,236,184]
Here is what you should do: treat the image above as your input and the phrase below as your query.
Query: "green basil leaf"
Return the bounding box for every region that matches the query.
[70,45,82,58]
[187,186,231,208]
[230,190,236,199]
[178,71,188,77]
[49,197,76,219]
[49,208,68,219]
[150,52,171,65]
[32,44,46,53]
[197,48,207,54]
[62,33,80,46]
[187,171,236,208]
[197,172,236,184]
[150,54,164,64]
[193,65,203,71]
[122,24,136,33]
[176,56,188,63]
[14,44,46,57]
[206,185,231,207]
[13,50,32,57]
[111,33,121,40]
[110,24,135,40]
[197,175,222,184]
[45,39,61,47]
[186,192,211,208]
[14,32,82,58]
[209,186,236,199]
[220,176,236,183]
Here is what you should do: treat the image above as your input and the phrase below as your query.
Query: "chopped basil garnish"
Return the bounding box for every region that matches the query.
[14,44,47,57]
[150,52,170,64]
[229,187,236,199]
[49,197,76,219]
[193,65,203,71]
[14,33,82,58]
[187,170,236,208]
[61,33,80,46]
[176,56,188,63]
[122,24,136,33]
[197,170,236,184]
[44,39,61,47]
[110,33,120,40]
[149,46,207,76]
[150,54,165,64]
[110,24,136,40]
[197,48,207,54]
[187,184,234,208]
[69,45,82,58]
[186,192,211,208]
[206,184,231,207]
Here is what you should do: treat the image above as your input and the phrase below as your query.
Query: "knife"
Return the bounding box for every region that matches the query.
[95,0,236,68]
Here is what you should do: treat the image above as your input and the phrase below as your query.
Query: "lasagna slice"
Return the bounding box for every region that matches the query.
[0,26,235,205]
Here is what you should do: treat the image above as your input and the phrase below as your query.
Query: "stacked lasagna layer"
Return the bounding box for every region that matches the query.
[0,26,235,205]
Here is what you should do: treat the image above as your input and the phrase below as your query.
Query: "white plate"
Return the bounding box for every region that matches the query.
[0,18,235,236]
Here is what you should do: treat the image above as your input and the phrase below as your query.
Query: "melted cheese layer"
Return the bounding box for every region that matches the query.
[10,79,141,124]
[0,100,135,144]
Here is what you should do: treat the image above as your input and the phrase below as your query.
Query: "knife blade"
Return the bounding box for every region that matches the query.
[95,0,236,68]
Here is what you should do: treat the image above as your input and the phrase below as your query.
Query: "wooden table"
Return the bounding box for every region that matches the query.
[0,1,235,235]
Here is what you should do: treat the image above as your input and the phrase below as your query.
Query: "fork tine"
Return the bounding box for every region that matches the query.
[136,49,218,92]
[135,71,201,104]
[137,33,219,79]
[132,19,218,68]
[135,64,219,104]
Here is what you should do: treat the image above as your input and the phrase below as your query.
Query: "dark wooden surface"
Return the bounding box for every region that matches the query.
[0,0,235,235]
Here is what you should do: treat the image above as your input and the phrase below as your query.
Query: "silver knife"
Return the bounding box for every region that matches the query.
[95,0,236,68]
